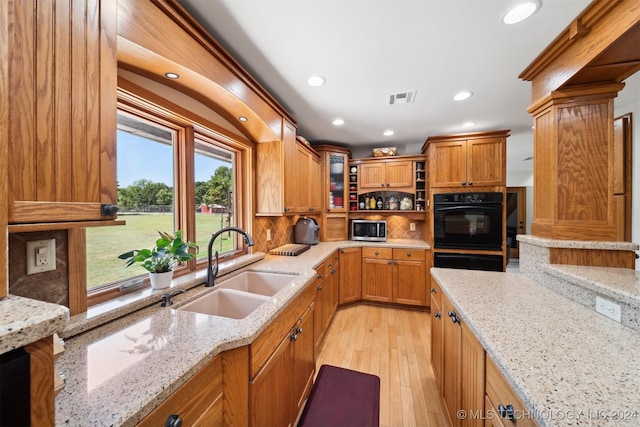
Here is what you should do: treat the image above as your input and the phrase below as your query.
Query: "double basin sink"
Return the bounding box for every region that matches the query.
[178,271,296,319]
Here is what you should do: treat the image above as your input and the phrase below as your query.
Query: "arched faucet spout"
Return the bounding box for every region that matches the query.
[206,227,255,287]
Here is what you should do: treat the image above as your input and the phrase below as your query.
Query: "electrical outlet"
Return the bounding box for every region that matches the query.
[409,223,416,231]
[26,239,57,275]
[596,296,621,322]
[266,229,272,241]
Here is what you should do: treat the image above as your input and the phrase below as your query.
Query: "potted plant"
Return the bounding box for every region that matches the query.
[118,230,197,290]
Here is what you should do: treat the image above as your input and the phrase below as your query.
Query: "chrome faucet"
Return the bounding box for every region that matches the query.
[206,227,255,287]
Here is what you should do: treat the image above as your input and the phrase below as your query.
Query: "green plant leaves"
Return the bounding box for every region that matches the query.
[117,230,197,273]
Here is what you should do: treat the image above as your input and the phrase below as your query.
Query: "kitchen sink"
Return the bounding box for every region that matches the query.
[215,271,296,296]
[178,288,269,319]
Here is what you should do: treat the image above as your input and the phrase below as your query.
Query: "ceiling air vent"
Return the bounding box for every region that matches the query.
[389,90,417,105]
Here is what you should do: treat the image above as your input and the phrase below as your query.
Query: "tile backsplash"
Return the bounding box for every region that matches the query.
[8,230,69,306]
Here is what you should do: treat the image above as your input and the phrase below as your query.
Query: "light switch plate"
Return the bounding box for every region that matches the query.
[26,239,57,275]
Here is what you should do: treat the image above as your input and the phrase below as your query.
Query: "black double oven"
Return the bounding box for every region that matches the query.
[433,192,504,272]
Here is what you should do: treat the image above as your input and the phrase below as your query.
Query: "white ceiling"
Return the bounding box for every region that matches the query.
[177,0,591,173]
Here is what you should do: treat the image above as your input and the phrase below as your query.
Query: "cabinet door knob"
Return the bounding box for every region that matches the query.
[290,333,298,341]
[388,260,392,265]
[461,182,466,186]
[434,312,441,318]
[393,260,397,265]
[340,249,345,253]
[498,404,516,422]
[430,288,437,293]
[165,414,183,427]
[101,204,118,216]
[284,207,290,212]
[296,327,303,334]
[468,182,473,186]
[317,285,323,291]
[374,251,379,255]
[406,252,411,257]
[309,207,314,211]
[331,269,336,274]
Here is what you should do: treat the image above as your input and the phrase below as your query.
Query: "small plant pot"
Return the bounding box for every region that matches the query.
[149,271,173,290]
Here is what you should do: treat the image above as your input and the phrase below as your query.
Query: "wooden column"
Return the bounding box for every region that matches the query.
[529,83,625,241]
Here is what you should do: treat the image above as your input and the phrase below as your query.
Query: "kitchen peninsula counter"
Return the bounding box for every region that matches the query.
[431,267,640,426]
[55,239,429,426]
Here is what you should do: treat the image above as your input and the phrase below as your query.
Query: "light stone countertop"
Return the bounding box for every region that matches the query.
[55,239,429,426]
[0,295,69,355]
[430,267,640,427]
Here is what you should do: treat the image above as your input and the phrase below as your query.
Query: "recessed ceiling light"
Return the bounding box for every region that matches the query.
[461,122,476,128]
[164,72,180,79]
[307,75,326,87]
[383,130,395,136]
[332,118,345,126]
[453,91,473,101]
[502,0,541,25]
[238,116,248,122]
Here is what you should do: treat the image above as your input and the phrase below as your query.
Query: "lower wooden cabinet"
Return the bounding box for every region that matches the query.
[361,247,427,306]
[485,357,537,427]
[339,247,362,304]
[251,304,315,427]
[314,252,339,352]
[139,346,248,427]
[434,284,538,427]
[441,293,485,427]
[430,281,444,392]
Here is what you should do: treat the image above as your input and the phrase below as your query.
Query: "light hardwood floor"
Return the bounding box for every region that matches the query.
[315,304,450,427]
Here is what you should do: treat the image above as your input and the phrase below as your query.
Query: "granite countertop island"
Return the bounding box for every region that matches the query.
[55,239,429,426]
[431,267,640,427]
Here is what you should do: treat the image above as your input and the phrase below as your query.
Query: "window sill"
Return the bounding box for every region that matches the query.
[61,252,266,339]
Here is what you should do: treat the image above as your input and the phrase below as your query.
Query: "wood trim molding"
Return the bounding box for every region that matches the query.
[67,228,88,315]
[25,336,55,426]
[0,0,8,298]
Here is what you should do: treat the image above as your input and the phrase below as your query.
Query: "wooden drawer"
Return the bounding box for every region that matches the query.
[138,355,222,427]
[362,247,392,259]
[392,248,426,261]
[485,357,537,427]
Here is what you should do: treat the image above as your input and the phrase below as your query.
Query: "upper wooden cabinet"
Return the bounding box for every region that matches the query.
[425,131,509,189]
[314,145,352,240]
[359,160,413,190]
[256,120,321,215]
[6,0,118,224]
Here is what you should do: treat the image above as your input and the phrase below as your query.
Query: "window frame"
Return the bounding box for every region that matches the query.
[87,80,254,306]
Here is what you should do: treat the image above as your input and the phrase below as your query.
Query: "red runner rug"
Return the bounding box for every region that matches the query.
[298,364,380,427]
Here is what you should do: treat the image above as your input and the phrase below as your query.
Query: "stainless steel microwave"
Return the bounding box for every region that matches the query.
[351,220,387,242]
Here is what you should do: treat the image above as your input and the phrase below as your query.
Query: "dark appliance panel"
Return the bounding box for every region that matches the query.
[433,252,504,272]
[0,348,31,426]
[433,192,503,251]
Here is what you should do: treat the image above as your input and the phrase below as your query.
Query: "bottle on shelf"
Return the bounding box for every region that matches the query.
[369,193,376,210]
[376,193,383,210]
[365,195,370,210]
[359,195,365,210]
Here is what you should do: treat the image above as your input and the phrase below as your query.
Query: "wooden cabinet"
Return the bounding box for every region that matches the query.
[140,346,248,427]
[361,247,394,303]
[257,120,321,215]
[250,285,315,427]
[314,145,352,241]
[361,247,427,307]
[441,293,486,427]
[426,131,508,189]
[313,252,339,352]
[430,281,444,391]
[339,247,362,304]
[283,122,322,214]
[139,354,223,427]
[359,160,413,189]
[6,0,118,224]
[485,357,537,427]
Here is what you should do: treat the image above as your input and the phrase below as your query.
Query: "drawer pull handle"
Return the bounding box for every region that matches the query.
[498,404,516,422]
[165,414,183,427]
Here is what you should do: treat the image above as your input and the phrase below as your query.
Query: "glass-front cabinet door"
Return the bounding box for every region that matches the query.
[328,154,347,212]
